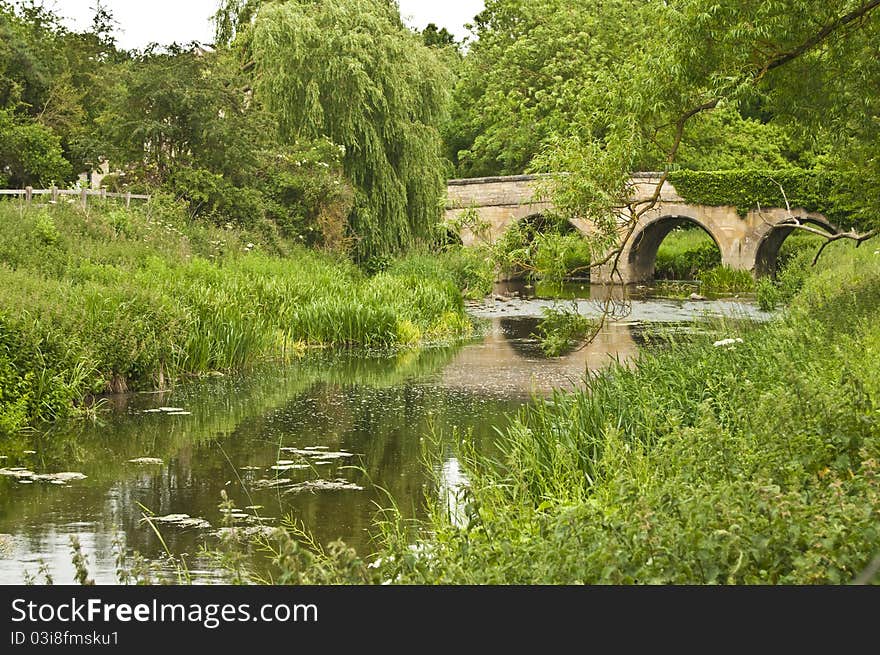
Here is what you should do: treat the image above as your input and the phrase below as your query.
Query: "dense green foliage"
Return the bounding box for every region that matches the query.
[1,1,458,260]
[668,169,848,224]
[655,227,721,280]
[0,108,71,185]
[96,43,357,247]
[534,302,594,357]
[0,200,475,435]
[445,1,815,178]
[491,217,592,284]
[445,0,633,177]
[0,1,119,184]
[384,248,495,301]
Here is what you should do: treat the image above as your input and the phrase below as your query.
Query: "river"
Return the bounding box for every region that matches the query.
[0,286,767,584]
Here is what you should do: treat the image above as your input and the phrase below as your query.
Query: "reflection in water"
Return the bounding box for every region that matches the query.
[436,457,468,529]
[438,318,638,396]
[0,301,747,584]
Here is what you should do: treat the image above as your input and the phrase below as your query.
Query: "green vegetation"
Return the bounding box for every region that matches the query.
[492,218,592,284]
[656,228,830,296]
[223,0,452,261]
[756,240,829,311]
[655,227,721,280]
[5,0,880,588]
[1,1,457,262]
[534,303,594,357]
[667,169,848,223]
[0,200,475,435]
[695,266,755,293]
[384,248,494,302]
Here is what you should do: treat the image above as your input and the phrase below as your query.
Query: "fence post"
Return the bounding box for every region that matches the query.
[25,186,32,205]
[125,191,132,209]
[51,186,58,203]
[100,188,106,202]
[80,187,88,209]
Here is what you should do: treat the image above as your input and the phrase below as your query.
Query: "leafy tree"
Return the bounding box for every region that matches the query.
[221,0,453,260]
[0,1,126,180]
[445,0,638,177]
[421,23,457,48]
[0,108,71,186]
[96,43,353,242]
[98,46,267,183]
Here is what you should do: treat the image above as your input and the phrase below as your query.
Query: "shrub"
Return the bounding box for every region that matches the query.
[0,109,72,187]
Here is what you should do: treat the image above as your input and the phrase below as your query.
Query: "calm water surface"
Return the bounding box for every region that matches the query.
[0,290,765,584]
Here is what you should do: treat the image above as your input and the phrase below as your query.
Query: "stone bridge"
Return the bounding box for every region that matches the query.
[445,173,834,284]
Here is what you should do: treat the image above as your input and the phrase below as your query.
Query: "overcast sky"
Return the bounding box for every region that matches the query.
[52,0,485,50]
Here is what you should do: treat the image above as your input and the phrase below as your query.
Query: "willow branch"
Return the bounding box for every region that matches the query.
[758,179,878,265]
[759,0,880,79]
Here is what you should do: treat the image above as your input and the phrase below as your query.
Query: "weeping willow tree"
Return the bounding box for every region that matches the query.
[219,0,452,261]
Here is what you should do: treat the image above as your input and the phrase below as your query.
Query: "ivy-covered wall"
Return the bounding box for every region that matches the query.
[667,169,844,221]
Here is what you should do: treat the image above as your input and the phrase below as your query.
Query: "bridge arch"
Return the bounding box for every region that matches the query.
[754,216,837,276]
[626,214,723,283]
[514,212,582,237]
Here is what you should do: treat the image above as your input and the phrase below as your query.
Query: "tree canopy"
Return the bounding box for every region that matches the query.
[443,0,818,179]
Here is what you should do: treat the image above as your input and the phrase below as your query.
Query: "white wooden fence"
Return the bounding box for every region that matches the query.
[0,186,150,208]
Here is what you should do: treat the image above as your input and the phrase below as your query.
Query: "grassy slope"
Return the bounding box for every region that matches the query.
[355,243,880,584]
[0,200,476,434]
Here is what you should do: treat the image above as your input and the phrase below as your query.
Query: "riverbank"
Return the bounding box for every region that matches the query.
[0,201,484,435]
[298,242,880,584]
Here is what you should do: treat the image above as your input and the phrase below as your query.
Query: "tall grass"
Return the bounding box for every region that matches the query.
[0,200,475,433]
[696,265,755,292]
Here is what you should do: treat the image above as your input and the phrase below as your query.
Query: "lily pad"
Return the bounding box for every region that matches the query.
[127,458,164,465]
[0,468,35,479]
[284,478,364,494]
[143,514,211,530]
[280,448,356,460]
[271,464,310,472]
[32,472,88,484]
[251,478,293,490]
[212,526,275,540]
[158,407,185,413]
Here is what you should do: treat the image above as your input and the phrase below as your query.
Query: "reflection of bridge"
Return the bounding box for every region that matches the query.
[439,317,638,396]
[445,174,834,283]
